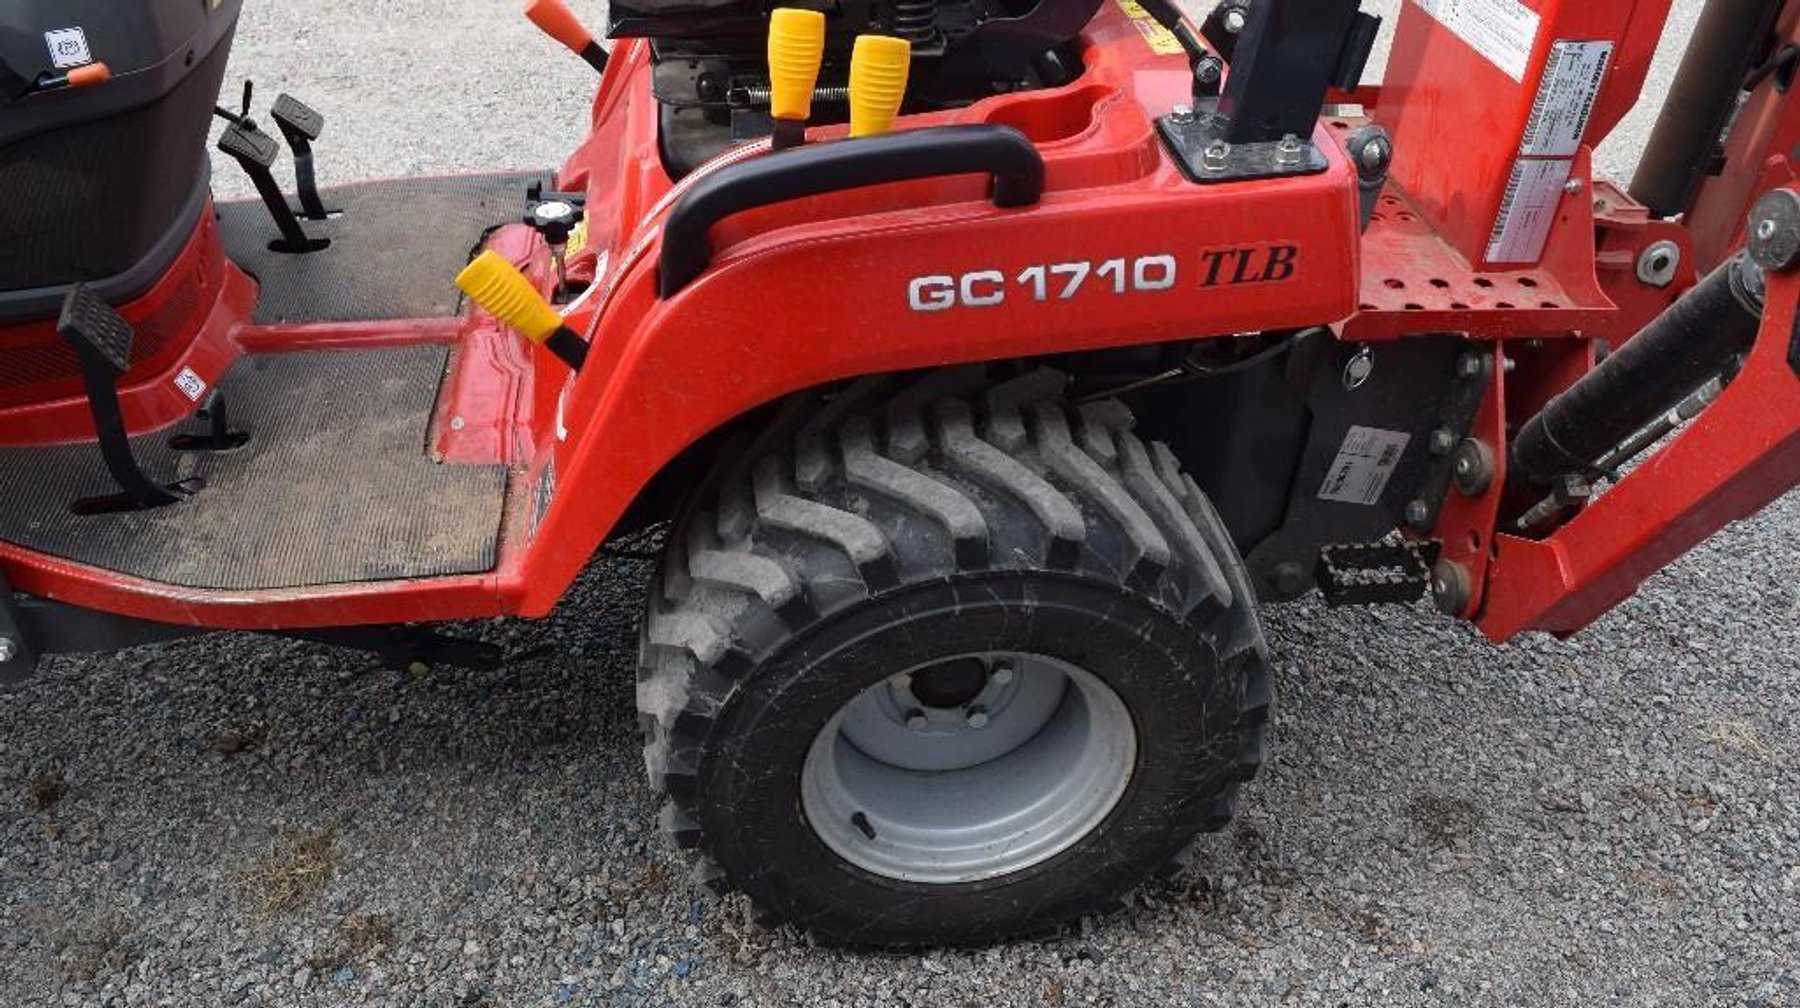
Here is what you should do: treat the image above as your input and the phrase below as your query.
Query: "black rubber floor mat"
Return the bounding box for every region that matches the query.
[217,172,548,324]
[0,345,506,590]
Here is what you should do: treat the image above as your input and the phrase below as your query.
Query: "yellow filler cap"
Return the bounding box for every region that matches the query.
[456,250,563,345]
[768,8,827,122]
[848,34,910,137]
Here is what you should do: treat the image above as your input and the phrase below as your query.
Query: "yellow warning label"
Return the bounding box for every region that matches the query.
[1114,0,1185,56]
[565,219,589,259]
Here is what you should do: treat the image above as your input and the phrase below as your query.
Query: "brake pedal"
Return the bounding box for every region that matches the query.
[1316,539,1441,606]
[270,93,332,220]
[56,286,197,514]
[214,81,326,253]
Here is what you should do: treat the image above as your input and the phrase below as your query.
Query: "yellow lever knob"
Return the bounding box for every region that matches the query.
[848,34,910,137]
[768,8,827,122]
[456,250,563,345]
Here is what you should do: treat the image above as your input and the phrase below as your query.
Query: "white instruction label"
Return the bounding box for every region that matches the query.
[1521,41,1613,156]
[173,366,207,402]
[1412,0,1541,82]
[1487,158,1572,264]
[44,28,91,69]
[1319,427,1412,506]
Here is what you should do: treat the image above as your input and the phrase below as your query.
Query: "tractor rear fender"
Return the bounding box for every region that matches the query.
[513,135,1360,615]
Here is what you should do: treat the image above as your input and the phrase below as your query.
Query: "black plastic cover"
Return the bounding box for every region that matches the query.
[0,0,243,316]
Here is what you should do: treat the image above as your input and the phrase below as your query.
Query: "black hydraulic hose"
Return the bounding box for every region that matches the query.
[1628,0,1783,218]
[1512,253,1766,485]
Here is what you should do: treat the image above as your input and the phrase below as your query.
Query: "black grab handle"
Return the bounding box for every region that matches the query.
[658,124,1045,297]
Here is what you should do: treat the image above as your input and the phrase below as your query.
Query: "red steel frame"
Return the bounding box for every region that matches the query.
[0,0,1795,644]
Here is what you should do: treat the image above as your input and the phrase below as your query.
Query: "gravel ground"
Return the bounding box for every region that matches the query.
[8,1,1800,1006]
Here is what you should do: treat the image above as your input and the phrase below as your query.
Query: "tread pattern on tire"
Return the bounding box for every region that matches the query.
[636,365,1272,928]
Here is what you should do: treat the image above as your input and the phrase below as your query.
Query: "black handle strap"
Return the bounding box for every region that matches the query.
[659,124,1045,297]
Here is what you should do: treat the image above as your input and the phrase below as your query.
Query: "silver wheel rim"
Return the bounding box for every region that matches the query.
[800,652,1137,884]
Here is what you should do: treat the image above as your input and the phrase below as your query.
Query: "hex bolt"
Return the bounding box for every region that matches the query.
[1635,240,1681,288]
[1202,140,1231,172]
[1455,352,1485,379]
[965,707,990,729]
[1404,499,1432,529]
[1428,428,1458,456]
[1275,134,1304,166]
[1223,7,1247,33]
[989,661,1015,686]
[1563,178,1583,195]
[1194,58,1223,86]
[905,709,930,732]
[1168,104,1196,125]
[1451,438,1495,496]
[1748,189,1800,272]
[0,636,16,663]
[1431,559,1473,616]
[1359,138,1390,172]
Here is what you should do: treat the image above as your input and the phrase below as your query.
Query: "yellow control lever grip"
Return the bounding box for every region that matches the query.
[768,8,827,123]
[457,250,564,345]
[849,34,911,137]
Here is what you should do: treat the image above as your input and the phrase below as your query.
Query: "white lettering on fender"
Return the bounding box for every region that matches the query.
[908,275,957,312]
[907,255,1180,312]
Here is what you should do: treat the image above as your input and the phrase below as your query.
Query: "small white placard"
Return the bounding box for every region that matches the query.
[1521,41,1614,157]
[1487,158,1573,264]
[44,28,92,69]
[1412,0,1540,83]
[1318,426,1412,506]
[174,366,207,402]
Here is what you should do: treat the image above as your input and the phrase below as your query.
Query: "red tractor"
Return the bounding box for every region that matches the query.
[2,0,1796,946]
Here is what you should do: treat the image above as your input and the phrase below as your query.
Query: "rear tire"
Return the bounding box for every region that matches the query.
[636,367,1270,946]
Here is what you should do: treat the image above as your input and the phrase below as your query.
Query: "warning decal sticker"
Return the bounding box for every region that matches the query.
[44,27,92,69]
[1318,427,1412,506]
[1412,0,1541,82]
[1521,41,1613,157]
[1487,158,1572,264]
[1114,0,1185,56]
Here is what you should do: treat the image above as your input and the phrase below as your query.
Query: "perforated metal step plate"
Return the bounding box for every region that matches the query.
[0,345,506,590]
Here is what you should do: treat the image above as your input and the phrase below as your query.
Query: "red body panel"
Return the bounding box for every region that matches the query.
[1480,252,1800,638]
[1,0,1797,646]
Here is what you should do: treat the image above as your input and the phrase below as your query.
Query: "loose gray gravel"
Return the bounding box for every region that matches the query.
[7,1,1799,1005]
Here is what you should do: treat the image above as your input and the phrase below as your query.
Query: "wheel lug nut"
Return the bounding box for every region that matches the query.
[891,672,913,690]
[990,663,1015,686]
[965,707,989,729]
[905,709,929,732]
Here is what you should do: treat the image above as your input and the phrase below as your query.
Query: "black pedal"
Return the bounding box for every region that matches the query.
[270,93,333,220]
[57,286,196,513]
[216,120,327,254]
[1316,539,1440,607]
[217,120,281,168]
[270,93,323,140]
[58,282,135,375]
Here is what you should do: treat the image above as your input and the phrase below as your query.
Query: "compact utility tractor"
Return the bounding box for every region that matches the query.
[3,0,1798,946]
